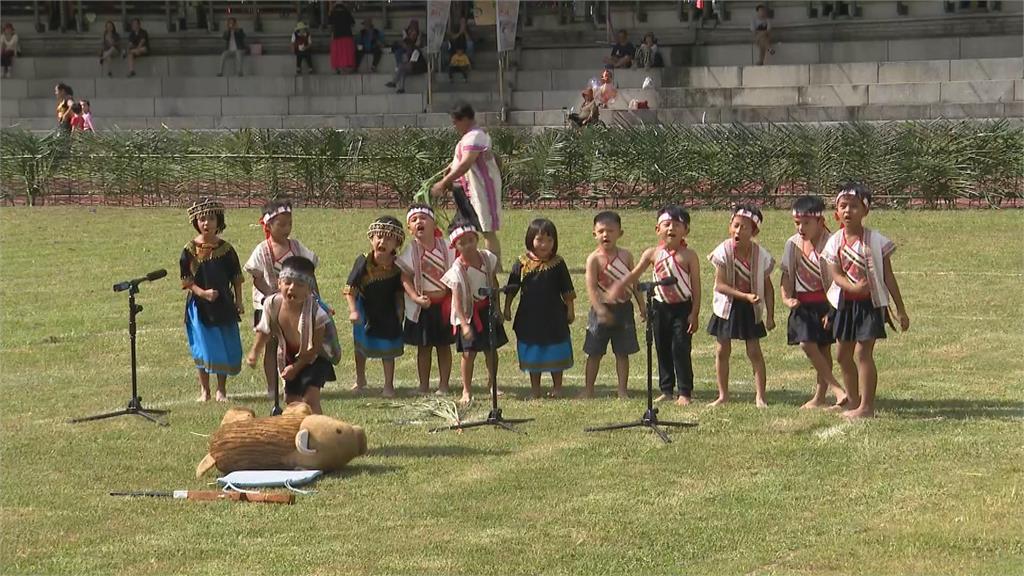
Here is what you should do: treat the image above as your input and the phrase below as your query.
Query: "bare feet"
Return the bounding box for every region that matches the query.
[197,389,210,402]
[547,388,562,399]
[215,388,227,402]
[654,394,675,403]
[617,390,629,400]
[842,408,875,420]
[382,386,396,399]
[709,396,728,407]
[675,395,692,406]
[435,386,451,396]
[577,388,595,399]
[350,383,367,393]
[755,396,768,408]
[530,389,543,400]
[801,397,830,410]
[459,393,471,406]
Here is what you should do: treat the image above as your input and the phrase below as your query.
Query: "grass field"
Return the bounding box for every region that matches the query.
[1,207,1022,576]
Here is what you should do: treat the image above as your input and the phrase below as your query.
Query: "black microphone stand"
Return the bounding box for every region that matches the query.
[433,285,532,433]
[585,282,696,443]
[70,281,169,426]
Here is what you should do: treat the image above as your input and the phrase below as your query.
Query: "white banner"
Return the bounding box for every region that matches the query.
[496,0,520,53]
[425,0,452,54]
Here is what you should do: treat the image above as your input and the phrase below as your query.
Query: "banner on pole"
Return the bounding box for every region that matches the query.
[425,0,452,54]
[496,0,520,53]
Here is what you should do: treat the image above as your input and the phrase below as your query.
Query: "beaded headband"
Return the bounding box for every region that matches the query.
[187,199,224,221]
[261,205,292,225]
[279,268,315,286]
[448,225,478,248]
[792,209,823,217]
[734,208,762,229]
[367,220,405,244]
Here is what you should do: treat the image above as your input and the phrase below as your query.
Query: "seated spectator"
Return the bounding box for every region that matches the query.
[356,18,383,72]
[569,87,600,128]
[99,21,120,77]
[449,47,470,82]
[634,33,664,69]
[1,22,19,78]
[80,99,94,131]
[595,69,618,108]
[385,37,426,94]
[751,4,775,66]
[442,16,475,71]
[124,18,149,77]
[218,17,247,77]
[292,21,314,74]
[392,18,421,68]
[603,29,634,69]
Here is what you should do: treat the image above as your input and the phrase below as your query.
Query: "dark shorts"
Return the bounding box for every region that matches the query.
[284,356,337,397]
[456,313,509,353]
[833,299,887,342]
[707,299,767,341]
[583,302,640,357]
[787,300,836,346]
[403,299,456,347]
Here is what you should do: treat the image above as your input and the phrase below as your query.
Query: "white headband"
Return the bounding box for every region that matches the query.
[406,206,435,222]
[657,212,681,225]
[279,268,314,286]
[448,225,477,248]
[836,189,870,207]
[735,209,762,229]
[261,205,291,225]
[792,209,823,217]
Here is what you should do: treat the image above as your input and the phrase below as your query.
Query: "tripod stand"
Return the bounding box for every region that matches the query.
[71,276,169,426]
[585,280,696,443]
[433,286,532,433]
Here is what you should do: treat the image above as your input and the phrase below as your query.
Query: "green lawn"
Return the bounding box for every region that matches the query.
[1,207,1022,576]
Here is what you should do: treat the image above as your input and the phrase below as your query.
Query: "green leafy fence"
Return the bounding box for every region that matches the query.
[1,120,1021,208]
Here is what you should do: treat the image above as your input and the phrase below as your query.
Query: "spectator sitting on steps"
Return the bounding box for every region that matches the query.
[569,87,600,128]
[356,18,383,73]
[124,18,149,77]
[386,36,426,94]
[218,17,247,77]
[449,47,470,82]
[634,32,664,69]
[99,20,120,77]
[751,4,775,66]
[595,69,618,108]
[603,29,634,69]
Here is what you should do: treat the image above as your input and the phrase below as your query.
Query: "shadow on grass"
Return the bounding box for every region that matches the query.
[371,445,512,459]
[880,398,1024,421]
[326,463,402,479]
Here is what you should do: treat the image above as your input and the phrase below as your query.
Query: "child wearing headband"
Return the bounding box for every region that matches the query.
[440,216,507,405]
[345,216,411,398]
[781,196,847,410]
[707,204,776,408]
[244,199,318,399]
[246,256,335,414]
[821,183,909,420]
[608,206,701,405]
[396,204,456,395]
[180,198,244,402]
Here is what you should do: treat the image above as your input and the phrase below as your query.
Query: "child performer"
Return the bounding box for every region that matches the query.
[821,183,910,420]
[503,218,576,399]
[582,211,642,399]
[246,256,335,414]
[707,205,775,408]
[441,216,507,405]
[180,199,244,402]
[397,204,456,395]
[609,206,701,405]
[345,216,409,398]
[781,196,847,409]
[244,200,318,398]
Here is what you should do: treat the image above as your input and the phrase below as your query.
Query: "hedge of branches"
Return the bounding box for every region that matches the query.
[1,120,1021,208]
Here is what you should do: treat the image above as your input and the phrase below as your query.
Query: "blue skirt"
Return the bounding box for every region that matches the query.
[353,299,404,360]
[185,298,242,375]
[517,340,573,374]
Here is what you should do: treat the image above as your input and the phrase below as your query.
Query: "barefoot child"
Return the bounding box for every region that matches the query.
[396,204,456,395]
[582,211,642,399]
[821,183,910,419]
[610,206,701,405]
[441,217,507,405]
[180,199,244,402]
[244,200,318,399]
[246,256,335,414]
[780,196,847,409]
[707,205,775,407]
[503,218,576,399]
[345,216,409,397]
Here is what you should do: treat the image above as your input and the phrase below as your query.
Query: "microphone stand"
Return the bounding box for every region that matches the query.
[585,281,696,443]
[70,280,169,426]
[433,285,532,433]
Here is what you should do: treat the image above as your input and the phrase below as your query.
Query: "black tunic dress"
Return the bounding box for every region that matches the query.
[506,255,575,345]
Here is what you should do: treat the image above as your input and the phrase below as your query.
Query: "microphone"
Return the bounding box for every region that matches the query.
[636,276,678,293]
[113,269,168,292]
